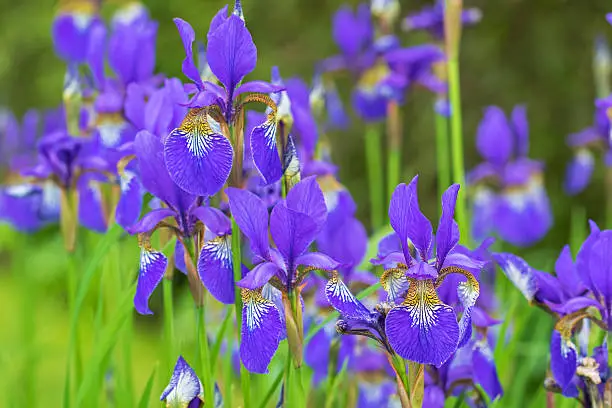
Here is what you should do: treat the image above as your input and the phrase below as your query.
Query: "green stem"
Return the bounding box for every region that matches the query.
[162,277,175,375]
[570,204,587,254]
[447,56,469,244]
[364,123,385,230]
[231,217,251,408]
[434,107,451,215]
[196,304,214,406]
[387,101,402,205]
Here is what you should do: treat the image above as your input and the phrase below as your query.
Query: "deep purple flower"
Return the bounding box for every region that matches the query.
[564,96,612,195]
[402,0,481,40]
[51,2,102,65]
[376,177,482,366]
[127,130,235,314]
[227,177,339,373]
[468,105,552,247]
[160,356,203,407]
[166,3,282,196]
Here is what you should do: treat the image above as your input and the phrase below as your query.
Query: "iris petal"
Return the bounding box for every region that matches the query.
[197,235,234,304]
[325,272,372,319]
[240,289,282,373]
[385,279,459,366]
[226,187,271,261]
[134,248,168,315]
[250,117,282,184]
[493,253,537,302]
[165,109,234,196]
[160,356,203,405]
[380,268,408,303]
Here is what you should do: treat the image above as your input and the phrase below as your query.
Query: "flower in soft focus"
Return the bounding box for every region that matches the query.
[320,4,445,122]
[226,177,339,373]
[0,182,60,232]
[401,0,482,40]
[166,2,282,195]
[468,105,552,247]
[374,176,483,366]
[51,0,102,65]
[564,96,612,195]
[160,356,203,407]
[495,221,610,401]
[127,131,235,314]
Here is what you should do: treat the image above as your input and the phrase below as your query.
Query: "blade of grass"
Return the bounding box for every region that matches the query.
[257,371,283,408]
[325,359,349,408]
[364,123,385,230]
[137,363,158,408]
[211,308,234,365]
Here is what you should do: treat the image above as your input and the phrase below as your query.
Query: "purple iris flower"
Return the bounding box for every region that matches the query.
[375,176,482,366]
[0,182,60,232]
[226,177,340,373]
[127,131,235,314]
[495,222,610,400]
[564,96,612,195]
[468,105,552,247]
[402,0,482,40]
[51,2,102,65]
[166,2,282,196]
[160,356,203,407]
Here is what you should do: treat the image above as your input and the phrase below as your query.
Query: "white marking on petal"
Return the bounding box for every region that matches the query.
[120,170,136,192]
[244,294,275,331]
[140,249,164,275]
[202,235,232,269]
[5,184,35,197]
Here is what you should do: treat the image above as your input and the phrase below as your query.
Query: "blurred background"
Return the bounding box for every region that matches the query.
[1,0,611,406]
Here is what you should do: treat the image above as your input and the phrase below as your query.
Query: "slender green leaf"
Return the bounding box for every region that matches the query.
[211,308,234,365]
[137,363,158,408]
[257,371,283,408]
[324,359,349,408]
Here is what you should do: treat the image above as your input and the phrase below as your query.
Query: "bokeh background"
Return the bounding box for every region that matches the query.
[1,0,611,406]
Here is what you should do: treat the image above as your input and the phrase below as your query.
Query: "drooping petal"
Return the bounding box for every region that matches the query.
[588,230,612,303]
[238,262,280,290]
[270,202,318,267]
[564,150,595,195]
[380,268,409,303]
[164,109,234,196]
[286,176,328,233]
[389,176,433,262]
[492,253,537,302]
[191,206,231,236]
[77,177,107,233]
[385,279,459,366]
[226,187,270,261]
[127,208,175,234]
[472,341,503,400]
[476,106,513,165]
[116,170,143,229]
[295,252,340,271]
[135,247,168,315]
[160,356,203,405]
[250,117,282,184]
[197,235,234,304]
[436,184,460,268]
[240,289,282,373]
[235,80,285,96]
[207,15,257,96]
[550,331,579,397]
[173,18,204,90]
[325,271,372,320]
[456,273,480,347]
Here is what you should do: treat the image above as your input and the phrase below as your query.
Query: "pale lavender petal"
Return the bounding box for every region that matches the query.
[160,356,202,403]
[492,253,537,302]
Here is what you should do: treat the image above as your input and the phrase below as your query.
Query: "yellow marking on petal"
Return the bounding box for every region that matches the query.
[179,108,216,136]
[241,93,278,115]
[116,154,136,178]
[402,279,445,329]
[358,62,390,91]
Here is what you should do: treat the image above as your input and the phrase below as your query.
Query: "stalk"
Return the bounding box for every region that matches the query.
[388,355,411,408]
[364,123,385,229]
[196,303,214,406]
[162,277,175,374]
[445,0,469,244]
[434,105,451,215]
[387,101,403,205]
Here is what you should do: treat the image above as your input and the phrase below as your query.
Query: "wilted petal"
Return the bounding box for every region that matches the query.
[476,106,513,165]
[207,15,256,95]
[270,202,318,266]
[226,187,270,261]
[164,111,234,196]
[160,356,203,405]
[436,184,460,268]
[492,253,537,302]
[386,279,458,366]
[325,272,372,319]
[389,176,433,262]
[238,262,280,290]
[550,331,579,397]
[240,289,282,373]
[564,150,594,195]
[135,248,168,315]
[380,268,409,303]
[198,235,234,304]
[250,117,282,184]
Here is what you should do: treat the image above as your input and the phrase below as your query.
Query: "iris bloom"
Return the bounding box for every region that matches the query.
[127,131,235,314]
[468,105,552,247]
[564,96,612,195]
[494,223,610,401]
[160,356,203,408]
[51,0,102,65]
[166,2,282,196]
[402,0,481,40]
[226,177,339,373]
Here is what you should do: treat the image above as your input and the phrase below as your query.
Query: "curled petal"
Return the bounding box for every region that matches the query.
[380,268,409,303]
[135,248,168,315]
[250,117,282,184]
[550,331,579,397]
[235,80,285,96]
[173,18,204,89]
[238,262,280,290]
[164,110,234,196]
[160,356,203,405]
[295,252,340,271]
[240,289,282,373]
[325,271,372,320]
[385,279,459,366]
[197,235,234,304]
[456,273,480,347]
